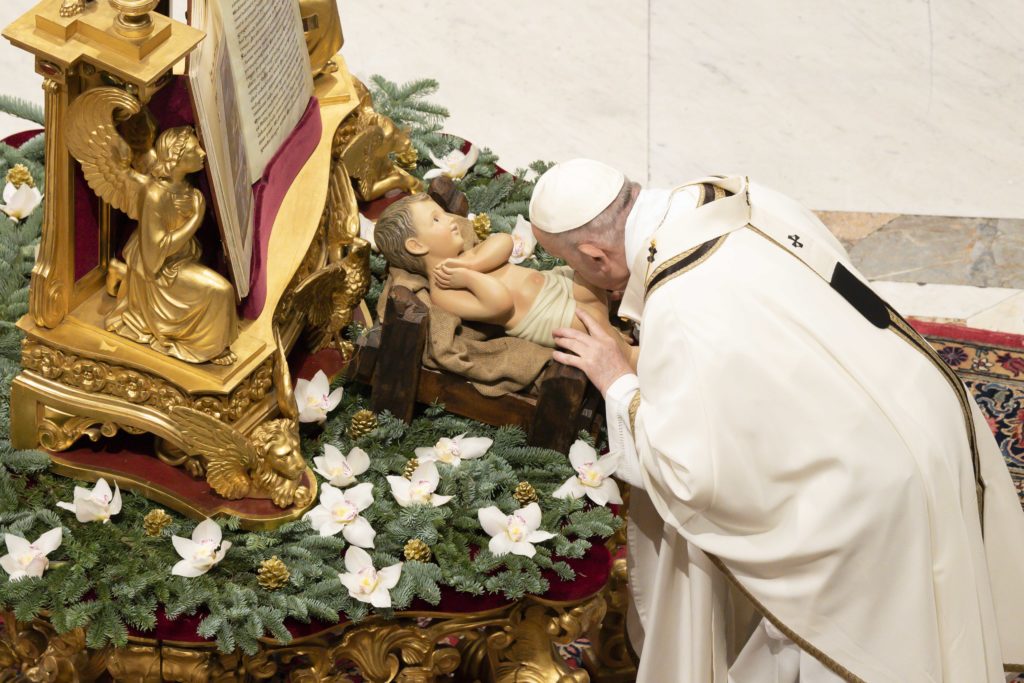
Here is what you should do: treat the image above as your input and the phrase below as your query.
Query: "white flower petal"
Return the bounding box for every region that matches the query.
[456,436,492,460]
[171,559,207,577]
[430,494,453,507]
[0,554,21,577]
[2,182,14,204]
[317,520,345,537]
[526,529,556,544]
[308,370,330,396]
[171,535,198,558]
[347,447,370,475]
[214,540,232,564]
[324,387,343,413]
[56,501,77,513]
[478,506,508,537]
[110,484,122,516]
[4,534,30,556]
[344,545,373,573]
[342,516,376,548]
[33,528,62,556]
[488,533,515,557]
[191,519,222,545]
[414,446,438,462]
[595,478,623,505]
[298,405,326,423]
[597,451,623,476]
[462,145,480,169]
[415,461,440,488]
[568,440,597,471]
[92,478,112,502]
[338,571,364,597]
[322,443,342,462]
[517,502,542,531]
[553,477,586,500]
[422,169,442,180]
[369,586,392,608]
[377,562,403,590]
[509,541,538,557]
[387,476,412,506]
[345,482,375,511]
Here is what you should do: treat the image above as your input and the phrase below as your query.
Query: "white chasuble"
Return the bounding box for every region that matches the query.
[607,177,1024,682]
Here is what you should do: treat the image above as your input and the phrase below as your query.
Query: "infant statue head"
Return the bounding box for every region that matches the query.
[375,194,471,275]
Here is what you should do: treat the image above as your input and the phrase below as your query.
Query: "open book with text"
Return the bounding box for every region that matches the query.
[187,0,314,298]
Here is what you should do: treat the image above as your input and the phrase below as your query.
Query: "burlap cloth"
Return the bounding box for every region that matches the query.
[375,267,552,397]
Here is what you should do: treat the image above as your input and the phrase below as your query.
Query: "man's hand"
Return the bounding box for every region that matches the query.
[552,309,633,396]
[433,263,474,290]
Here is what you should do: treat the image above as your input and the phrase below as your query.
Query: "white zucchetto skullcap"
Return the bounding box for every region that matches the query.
[529,158,626,234]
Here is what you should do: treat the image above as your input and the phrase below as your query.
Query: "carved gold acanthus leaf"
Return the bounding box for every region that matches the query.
[21,340,273,426]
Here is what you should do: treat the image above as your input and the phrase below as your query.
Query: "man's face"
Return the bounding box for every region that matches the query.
[407,198,465,260]
[532,225,631,292]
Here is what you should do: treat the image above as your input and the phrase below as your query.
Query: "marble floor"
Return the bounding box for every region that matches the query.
[819,211,1024,335]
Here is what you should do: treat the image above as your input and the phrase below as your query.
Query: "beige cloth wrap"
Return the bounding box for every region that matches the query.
[506,266,576,347]
[377,267,552,397]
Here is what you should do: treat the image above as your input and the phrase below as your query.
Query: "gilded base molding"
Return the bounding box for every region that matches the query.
[0,594,608,683]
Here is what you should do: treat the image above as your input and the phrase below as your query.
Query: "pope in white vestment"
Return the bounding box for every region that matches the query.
[528,162,1024,683]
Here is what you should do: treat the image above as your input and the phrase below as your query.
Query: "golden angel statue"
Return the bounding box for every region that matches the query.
[66,87,239,365]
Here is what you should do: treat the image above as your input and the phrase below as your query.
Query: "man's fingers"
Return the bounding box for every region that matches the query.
[575,309,608,338]
[553,336,589,357]
[552,350,585,369]
[552,327,588,342]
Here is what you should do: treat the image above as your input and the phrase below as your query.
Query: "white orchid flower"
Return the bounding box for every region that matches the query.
[508,215,537,264]
[553,440,623,506]
[294,370,342,423]
[56,477,122,524]
[304,483,376,547]
[0,528,62,581]
[338,546,402,608]
[313,445,370,487]
[387,461,453,508]
[359,213,377,251]
[171,518,231,577]
[415,434,492,468]
[478,502,555,558]
[423,145,479,180]
[0,182,42,222]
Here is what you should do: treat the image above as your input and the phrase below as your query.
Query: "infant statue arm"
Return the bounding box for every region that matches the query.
[436,232,514,273]
[430,265,514,324]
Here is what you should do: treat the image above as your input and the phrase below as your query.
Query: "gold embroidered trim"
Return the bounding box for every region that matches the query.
[707,554,866,683]
[627,390,641,434]
[645,235,729,301]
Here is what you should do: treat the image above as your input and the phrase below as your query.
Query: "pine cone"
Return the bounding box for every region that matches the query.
[396,147,419,170]
[404,539,432,563]
[6,164,34,188]
[257,556,290,591]
[472,213,492,241]
[143,509,172,536]
[513,481,538,505]
[347,409,378,439]
[402,457,419,479]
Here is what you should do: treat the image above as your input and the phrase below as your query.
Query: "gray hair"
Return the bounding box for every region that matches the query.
[374,193,432,275]
[553,178,637,249]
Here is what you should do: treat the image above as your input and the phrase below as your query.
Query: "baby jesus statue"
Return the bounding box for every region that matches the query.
[374,194,635,358]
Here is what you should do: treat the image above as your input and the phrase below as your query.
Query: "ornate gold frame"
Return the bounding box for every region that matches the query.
[0,593,608,682]
[2,0,416,528]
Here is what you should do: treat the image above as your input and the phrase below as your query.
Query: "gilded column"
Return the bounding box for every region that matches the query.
[29,69,75,328]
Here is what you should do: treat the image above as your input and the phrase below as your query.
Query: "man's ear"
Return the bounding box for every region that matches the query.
[405,237,428,256]
[577,242,606,265]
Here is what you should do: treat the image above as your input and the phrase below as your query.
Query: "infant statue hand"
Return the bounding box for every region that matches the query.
[433,263,474,290]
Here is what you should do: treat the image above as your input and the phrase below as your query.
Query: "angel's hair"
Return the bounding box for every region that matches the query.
[374,193,432,275]
[151,127,194,179]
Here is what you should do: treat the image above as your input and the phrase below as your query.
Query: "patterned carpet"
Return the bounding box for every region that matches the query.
[916,320,1024,506]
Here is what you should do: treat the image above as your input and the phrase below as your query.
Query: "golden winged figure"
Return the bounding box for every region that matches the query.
[65,87,239,365]
[169,406,312,509]
[289,238,372,355]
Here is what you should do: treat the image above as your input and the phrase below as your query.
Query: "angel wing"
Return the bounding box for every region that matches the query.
[169,406,254,500]
[291,260,350,330]
[66,87,148,220]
